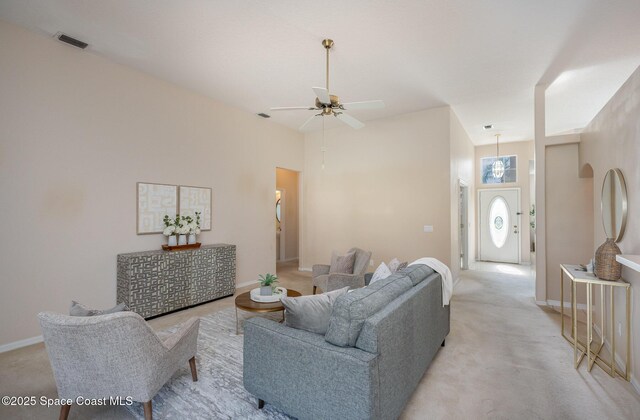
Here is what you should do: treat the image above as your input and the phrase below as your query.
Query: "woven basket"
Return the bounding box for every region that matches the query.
[594,238,622,281]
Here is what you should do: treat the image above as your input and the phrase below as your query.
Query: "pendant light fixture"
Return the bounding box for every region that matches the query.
[492,134,505,179]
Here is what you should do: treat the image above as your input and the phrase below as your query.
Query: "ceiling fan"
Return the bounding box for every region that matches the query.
[270,39,385,130]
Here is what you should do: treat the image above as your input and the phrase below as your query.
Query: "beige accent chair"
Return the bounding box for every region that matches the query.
[38,311,199,420]
[312,247,372,294]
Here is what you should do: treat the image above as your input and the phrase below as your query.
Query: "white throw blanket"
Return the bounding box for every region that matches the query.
[408,258,453,306]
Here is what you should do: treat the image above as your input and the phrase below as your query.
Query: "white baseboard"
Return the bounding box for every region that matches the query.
[277,258,298,263]
[592,324,639,394]
[0,335,43,353]
[298,267,312,272]
[236,280,259,289]
[536,299,588,311]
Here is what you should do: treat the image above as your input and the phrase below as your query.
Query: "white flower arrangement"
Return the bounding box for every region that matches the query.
[162,215,178,237]
[176,224,190,235]
[163,212,202,238]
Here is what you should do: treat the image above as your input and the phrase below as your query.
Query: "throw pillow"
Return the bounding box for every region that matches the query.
[388,258,401,273]
[69,301,129,317]
[329,251,356,274]
[370,262,392,284]
[388,258,409,273]
[282,287,349,334]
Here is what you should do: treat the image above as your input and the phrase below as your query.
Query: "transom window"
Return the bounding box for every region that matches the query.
[481,155,517,184]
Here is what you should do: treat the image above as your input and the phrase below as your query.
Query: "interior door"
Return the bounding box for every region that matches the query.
[459,182,469,270]
[479,189,520,263]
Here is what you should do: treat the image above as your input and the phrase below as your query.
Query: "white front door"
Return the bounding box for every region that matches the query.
[479,189,520,263]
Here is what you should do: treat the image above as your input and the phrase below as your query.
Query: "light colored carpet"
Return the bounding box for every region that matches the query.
[1,262,639,419]
[126,309,291,420]
[401,265,640,419]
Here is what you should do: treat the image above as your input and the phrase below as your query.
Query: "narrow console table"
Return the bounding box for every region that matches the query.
[560,264,630,381]
[117,244,236,318]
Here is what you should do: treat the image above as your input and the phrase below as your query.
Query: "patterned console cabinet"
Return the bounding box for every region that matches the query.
[117,244,236,318]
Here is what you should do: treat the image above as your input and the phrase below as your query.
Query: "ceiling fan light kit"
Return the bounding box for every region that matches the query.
[270,39,385,130]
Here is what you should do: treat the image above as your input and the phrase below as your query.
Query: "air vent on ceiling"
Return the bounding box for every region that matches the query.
[55,32,88,49]
[483,124,494,130]
[257,113,271,118]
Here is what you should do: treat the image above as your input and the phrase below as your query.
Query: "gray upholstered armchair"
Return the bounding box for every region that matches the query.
[312,247,372,294]
[38,311,199,420]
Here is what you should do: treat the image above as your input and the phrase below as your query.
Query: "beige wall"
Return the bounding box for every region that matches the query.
[545,143,594,303]
[450,109,476,280]
[302,106,475,281]
[580,64,640,386]
[0,21,304,347]
[302,107,451,269]
[475,140,534,263]
[276,168,299,260]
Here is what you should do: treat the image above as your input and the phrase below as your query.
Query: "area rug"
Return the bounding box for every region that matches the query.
[125,308,293,419]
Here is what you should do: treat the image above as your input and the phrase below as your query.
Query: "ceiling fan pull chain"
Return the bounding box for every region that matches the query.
[321,116,326,170]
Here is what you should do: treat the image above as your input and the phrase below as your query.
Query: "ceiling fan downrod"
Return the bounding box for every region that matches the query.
[322,39,333,92]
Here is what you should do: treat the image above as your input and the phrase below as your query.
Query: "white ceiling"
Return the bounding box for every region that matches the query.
[1,0,640,145]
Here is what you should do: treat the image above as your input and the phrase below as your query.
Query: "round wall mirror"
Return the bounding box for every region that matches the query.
[601,168,628,242]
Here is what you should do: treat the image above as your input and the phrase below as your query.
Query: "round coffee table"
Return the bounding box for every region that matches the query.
[234,288,301,334]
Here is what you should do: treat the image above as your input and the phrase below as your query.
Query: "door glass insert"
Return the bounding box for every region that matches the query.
[489,196,509,248]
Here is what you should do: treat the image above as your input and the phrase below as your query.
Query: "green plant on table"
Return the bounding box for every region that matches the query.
[258,273,278,290]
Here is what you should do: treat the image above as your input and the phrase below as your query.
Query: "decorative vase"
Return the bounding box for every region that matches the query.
[178,234,187,246]
[168,235,177,247]
[188,233,196,244]
[260,286,273,296]
[594,238,622,280]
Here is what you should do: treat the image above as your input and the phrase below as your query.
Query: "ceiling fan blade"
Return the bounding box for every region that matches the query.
[299,114,319,130]
[340,100,385,110]
[270,106,317,111]
[312,87,331,104]
[335,112,365,129]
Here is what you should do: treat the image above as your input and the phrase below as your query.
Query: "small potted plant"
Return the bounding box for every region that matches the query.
[176,215,190,245]
[163,215,177,246]
[188,212,201,244]
[258,273,278,296]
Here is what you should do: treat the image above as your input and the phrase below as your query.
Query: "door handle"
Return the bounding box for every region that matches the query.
[513,225,519,234]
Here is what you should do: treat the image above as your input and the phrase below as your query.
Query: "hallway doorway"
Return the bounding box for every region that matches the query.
[275,168,300,266]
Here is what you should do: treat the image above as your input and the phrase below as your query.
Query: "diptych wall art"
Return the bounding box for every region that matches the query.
[179,186,212,230]
[137,183,178,234]
[137,182,212,234]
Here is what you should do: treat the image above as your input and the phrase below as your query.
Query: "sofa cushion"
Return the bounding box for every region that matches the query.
[69,301,129,317]
[325,274,412,347]
[330,251,356,274]
[282,287,349,334]
[398,264,435,286]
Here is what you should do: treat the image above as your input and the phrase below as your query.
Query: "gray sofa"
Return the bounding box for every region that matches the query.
[243,264,450,420]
